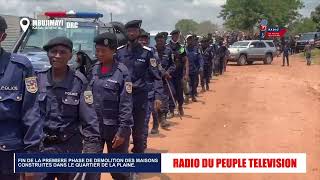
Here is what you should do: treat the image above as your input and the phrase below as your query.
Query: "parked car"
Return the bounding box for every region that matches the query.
[296,32,320,52]
[227,40,277,65]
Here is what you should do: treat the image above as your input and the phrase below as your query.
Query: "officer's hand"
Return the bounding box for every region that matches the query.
[112,135,125,149]
[154,100,162,111]
[164,72,171,79]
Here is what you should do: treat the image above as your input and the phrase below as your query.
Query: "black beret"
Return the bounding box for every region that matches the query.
[94,32,118,48]
[170,29,180,35]
[0,16,7,32]
[139,29,150,38]
[125,20,142,29]
[43,36,73,51]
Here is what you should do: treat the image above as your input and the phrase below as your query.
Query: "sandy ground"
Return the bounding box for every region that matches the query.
[101,55,320,180]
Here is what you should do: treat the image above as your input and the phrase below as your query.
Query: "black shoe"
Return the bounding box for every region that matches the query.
[159,113,170,128]
[201,86,205,93]
[192,97,197,102]
[206,84,209,91]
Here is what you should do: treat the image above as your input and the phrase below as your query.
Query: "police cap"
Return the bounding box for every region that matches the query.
[94,32,118,49]
[155,32,168,40]
[0,16,7,32]
[125,20,142,29]
[43,36,73,52]
[170,29,180,35]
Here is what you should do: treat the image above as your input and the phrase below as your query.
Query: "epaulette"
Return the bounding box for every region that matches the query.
[75,70,88,85]
[10,53,32,70]
[143,46,151,51]
[117,45,125,50]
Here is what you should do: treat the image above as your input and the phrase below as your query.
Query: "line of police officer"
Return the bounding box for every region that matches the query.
[0,16,228,180]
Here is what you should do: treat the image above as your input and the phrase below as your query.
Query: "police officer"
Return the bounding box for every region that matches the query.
[200,37,214,91]
[137,29,157,149]
[193,34,202,96]
[150,32,176,134]
[0,15,43,180]
[186,35,203,102]
[167,29,189,116]
[217,41,227,75]
[116,20,163,156]
[209,36,218,78]
[84,32,133,180]
[36,37,101,180]
[138,29,150,46]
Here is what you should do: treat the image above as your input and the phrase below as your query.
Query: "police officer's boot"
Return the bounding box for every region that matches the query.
[150,116,159,134]
[178,106,184,116]
[206,83,209,91]
[184,95,190,104]
[201,85,206,93]
[192,96,197,102]
[159,113,170,129]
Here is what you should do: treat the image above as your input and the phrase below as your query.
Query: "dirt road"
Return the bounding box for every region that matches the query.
[102,55,320,180]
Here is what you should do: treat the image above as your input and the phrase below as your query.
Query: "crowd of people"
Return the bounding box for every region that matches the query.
[0,16,229,180]
[1,14,314,180]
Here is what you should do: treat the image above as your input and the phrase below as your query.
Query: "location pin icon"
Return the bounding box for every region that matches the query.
[20,18,30,32]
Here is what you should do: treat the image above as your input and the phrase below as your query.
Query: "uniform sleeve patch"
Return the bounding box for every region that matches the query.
[150,58,157,67]
[25,77,38,93]
[84,91,93,104]
[125,82,132,94]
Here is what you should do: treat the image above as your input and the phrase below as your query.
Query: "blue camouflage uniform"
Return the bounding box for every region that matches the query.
[0,49,43,179]
[36,68,101,180]
[116,43,163,153]
[186,46,204,99]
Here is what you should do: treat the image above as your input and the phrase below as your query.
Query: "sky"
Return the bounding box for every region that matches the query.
[0,0,319,31]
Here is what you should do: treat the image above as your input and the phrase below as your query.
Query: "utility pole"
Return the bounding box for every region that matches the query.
[110,13,113,22]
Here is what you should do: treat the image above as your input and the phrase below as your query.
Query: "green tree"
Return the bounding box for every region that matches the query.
[196,21,218,36]
[311,4,320,31]
[175,19,199,35]
[219,0,304,33]
[288,18,317,35]
[219,0,262,33]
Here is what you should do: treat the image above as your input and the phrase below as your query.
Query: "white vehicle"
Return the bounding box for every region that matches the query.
[228,40,277,65]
